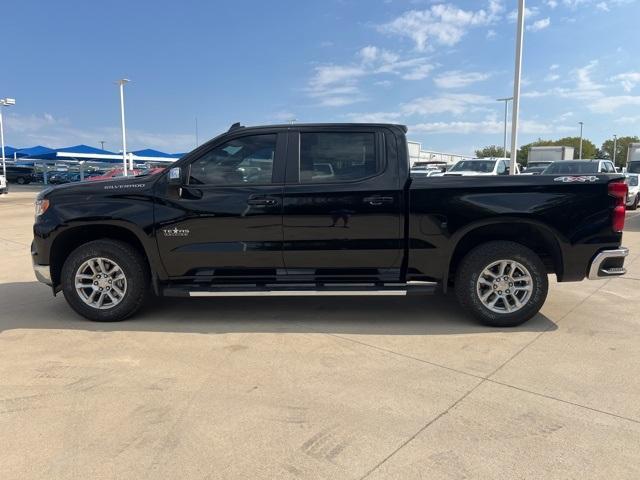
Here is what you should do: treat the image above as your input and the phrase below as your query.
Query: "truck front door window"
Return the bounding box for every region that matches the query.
[299,132,377,183]
[189,134,277,185]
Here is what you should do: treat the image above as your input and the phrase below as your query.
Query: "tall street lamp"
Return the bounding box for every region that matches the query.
[0,97,16,180]
[578,121,584,159]
[509,0,525,175]
[612,134,618,165]
[497,97,513,158]
[117,79,130,175]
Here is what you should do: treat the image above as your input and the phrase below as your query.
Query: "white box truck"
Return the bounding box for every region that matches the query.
[528,146,575,163]
[628,143,640,174]
[525,146,574,173]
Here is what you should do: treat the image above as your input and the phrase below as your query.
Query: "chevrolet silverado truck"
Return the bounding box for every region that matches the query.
[32,123,630,327]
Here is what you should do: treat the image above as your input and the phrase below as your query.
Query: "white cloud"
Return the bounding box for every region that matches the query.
[527,17,551,31]
[307,46,435,106]
[596,2,610,10]
[589,95,640,113]
[402,64,435,80]
[401,94,493,116]
[615,115,640,125]
[434,71,492,89]
[611,72,640,92]
[379,1,503,51]
[508,6,539,21]
[409,117,557,135]
[545,73,560,82]
[486,29,497,38]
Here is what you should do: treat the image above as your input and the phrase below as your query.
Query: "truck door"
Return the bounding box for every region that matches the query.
[281,127,404,281]
[154,131,286,278]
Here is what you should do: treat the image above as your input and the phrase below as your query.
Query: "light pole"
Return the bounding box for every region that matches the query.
[117,79,130,175]
[497,97,513,158]
[509,0,525,175]
[0,97,16,180]
[612,134,617,166]
[100,141,106,150]
[578,122,584,159]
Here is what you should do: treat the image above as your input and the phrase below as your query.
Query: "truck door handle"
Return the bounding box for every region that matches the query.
[364,196,394,206]
[247,196,278,207]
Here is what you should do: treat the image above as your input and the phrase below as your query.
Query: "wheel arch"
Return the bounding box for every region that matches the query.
[445,218,564,289]
[49,223,158,289]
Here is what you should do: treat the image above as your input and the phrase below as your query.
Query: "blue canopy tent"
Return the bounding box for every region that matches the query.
[17,145,55,159]
[26,144,116,161]
[131,148,171,158]
[1,146,19,158]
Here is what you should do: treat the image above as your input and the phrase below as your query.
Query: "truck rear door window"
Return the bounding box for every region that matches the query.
[299,132,377,183]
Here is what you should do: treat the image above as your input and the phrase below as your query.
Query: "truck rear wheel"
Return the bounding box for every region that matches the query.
[454,241,548,327]
[61,239,149,321]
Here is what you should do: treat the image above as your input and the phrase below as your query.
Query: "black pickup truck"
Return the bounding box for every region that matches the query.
[32,123,629,327]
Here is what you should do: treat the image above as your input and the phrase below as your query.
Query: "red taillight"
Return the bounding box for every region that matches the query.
[609,180,628,232]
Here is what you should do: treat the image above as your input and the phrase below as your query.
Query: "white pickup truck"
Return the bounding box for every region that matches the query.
[444,158,521,176]
[0,174,7,194]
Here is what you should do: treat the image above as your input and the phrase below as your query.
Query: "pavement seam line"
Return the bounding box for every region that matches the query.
[326,330,640,426]
[358,378,485,480]
[485,276,612,380]
[486,379,640,424]
[331,275,630,478]
[0,236,30,248]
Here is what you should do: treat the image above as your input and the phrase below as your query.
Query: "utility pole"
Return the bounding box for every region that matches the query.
[497,97,513,158]
[100,141,105,150]
[509,0,525,175]
[0,97,16,180]
[578,122,584,160]
[612,134,618,166]
[117,79,130,175]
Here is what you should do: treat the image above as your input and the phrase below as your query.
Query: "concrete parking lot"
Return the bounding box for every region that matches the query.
[1,184,639,480]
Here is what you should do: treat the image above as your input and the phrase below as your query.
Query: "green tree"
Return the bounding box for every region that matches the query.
[516,137,598,165]
[601,136,639,167]
[474,145,508,158]
[553,136,598,159]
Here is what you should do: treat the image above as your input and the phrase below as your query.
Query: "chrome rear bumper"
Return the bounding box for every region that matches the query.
[588,247,629,280]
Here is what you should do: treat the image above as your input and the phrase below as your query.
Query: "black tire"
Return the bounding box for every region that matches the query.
[454,241,548,327]
[16,176,25,185]
[630,195,639,211]
[61,239,149,321]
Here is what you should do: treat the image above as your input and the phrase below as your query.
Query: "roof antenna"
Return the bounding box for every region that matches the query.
[228,122,244,132]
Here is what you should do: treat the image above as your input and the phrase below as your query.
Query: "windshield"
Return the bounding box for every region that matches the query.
[450,160,496,172]
[627,176,639,186]
[527,161,551,169]
[544,162,598,174]
[628,162,640,174]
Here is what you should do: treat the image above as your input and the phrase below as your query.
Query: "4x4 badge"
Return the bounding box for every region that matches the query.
[553,176,598,183]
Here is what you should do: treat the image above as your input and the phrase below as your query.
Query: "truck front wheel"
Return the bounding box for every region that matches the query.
[61,239,149,321]
[454,241,548,327]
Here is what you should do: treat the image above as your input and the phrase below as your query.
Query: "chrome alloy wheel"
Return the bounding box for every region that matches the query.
[476,259,533,314]
[75,257,127,309]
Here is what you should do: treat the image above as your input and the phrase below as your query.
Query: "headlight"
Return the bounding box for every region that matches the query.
[35,199,50,217]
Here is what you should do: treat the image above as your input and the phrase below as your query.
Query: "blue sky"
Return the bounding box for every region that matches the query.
[2,0,639,155]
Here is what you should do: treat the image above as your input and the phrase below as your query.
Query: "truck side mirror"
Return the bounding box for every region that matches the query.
[168,166,183,185]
